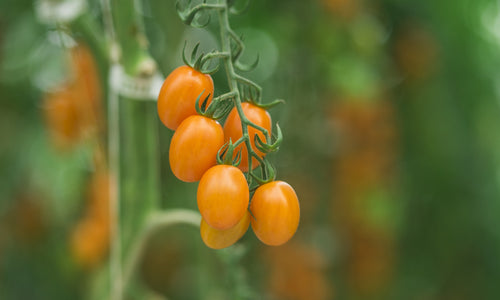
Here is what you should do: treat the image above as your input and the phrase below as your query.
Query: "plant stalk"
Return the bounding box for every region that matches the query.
[217,0,255,174]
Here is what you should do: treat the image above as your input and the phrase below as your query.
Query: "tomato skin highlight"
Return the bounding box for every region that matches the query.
[200,210,250,249]
[250,181,300,246]
[157,65,214,130]
[197,165,250,230]
[169,115,224,182]
[223,102,272,172]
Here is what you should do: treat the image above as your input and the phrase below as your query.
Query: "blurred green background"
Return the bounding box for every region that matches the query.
[1,0,500,299]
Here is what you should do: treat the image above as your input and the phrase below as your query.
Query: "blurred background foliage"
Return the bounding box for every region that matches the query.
[1,0,500,299]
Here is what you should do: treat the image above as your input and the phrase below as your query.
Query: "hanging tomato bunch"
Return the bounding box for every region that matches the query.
[156,0,300,249]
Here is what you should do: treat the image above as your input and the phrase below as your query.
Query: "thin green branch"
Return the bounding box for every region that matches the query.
[122,210,201,291]
[213,90,238,102]
[245,121,270,140]
[177,1,225,26]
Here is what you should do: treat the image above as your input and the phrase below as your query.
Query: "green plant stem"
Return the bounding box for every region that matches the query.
[71,12,109,86]
[217,1,256,174]
[118,94,160,262]
[108,0,160,299]
[122,210,201,289]
[110,0,150,75]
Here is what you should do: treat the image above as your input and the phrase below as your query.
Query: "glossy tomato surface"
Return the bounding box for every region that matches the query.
[197,165,249,230]
[250,181,300,246]
[169,115,224,182]
[157,65,214,130]
[223,102,272,172]
[200,210,250,249]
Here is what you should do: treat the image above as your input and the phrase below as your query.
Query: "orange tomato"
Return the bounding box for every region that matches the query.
[69,44,103,134]
[157,65,214,130]
[87,171,111,223]
[43,87,80,150]
[197,165,249,230]
[70,218,109,269]
[42,43,103,151]
[200,210,250,249]
[250,181,300,246]
[169,115,224,182]
[223,102,272,172]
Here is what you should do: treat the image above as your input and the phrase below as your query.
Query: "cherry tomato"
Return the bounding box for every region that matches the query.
[169,115,224,182]
[200,210,250,249]
[250,181,300,246]
[223,102,272,172]
[87,171,111,223]
[157,65,214,130]
[70,44,102,133]
[70,218,109,269]
[197,165,249,230]
[43,87,80,150]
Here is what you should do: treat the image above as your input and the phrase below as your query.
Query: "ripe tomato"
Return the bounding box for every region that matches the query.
[250,181,300,246]
[70,218,109,269]
[223,102,272,172]
[169,115,224,182]
[70,44,102,133]
[43,87,80,150]
[197,165,249,230]
[200,210,250,249]
[87,171,111,223]
[157,65,214,130]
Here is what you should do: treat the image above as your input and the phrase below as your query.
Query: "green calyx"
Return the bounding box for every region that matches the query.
[194,90,234,120]
[217,139,243,166]
[249,156,276,185]
[182,42,229,74]
[254,123,282,153]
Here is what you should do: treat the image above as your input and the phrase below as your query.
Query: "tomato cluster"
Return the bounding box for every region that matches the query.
[157,65,300,249]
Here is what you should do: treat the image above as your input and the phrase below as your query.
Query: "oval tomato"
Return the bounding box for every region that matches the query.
[70,218,109,269]
[250,181,300,246]
[223,102,272,172]
[157,65,214,130]
[43,87,80,150]
[197,165,249,230]
[200,210,250,249]
[169,115,224,182]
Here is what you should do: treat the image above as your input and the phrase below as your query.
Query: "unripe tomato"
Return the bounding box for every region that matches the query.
[157,65,214,130]
[197,165,249,230]
[250,181,300,246]
[223,102,272,172]
[169,115,224,182]
[200,210,250,249]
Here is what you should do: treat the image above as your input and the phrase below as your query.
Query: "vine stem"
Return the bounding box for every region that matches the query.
[121,209,201,294]
[105,0,161,298]
[99,0,123,298]
[217,0,256,175]
[108,74,122,300]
